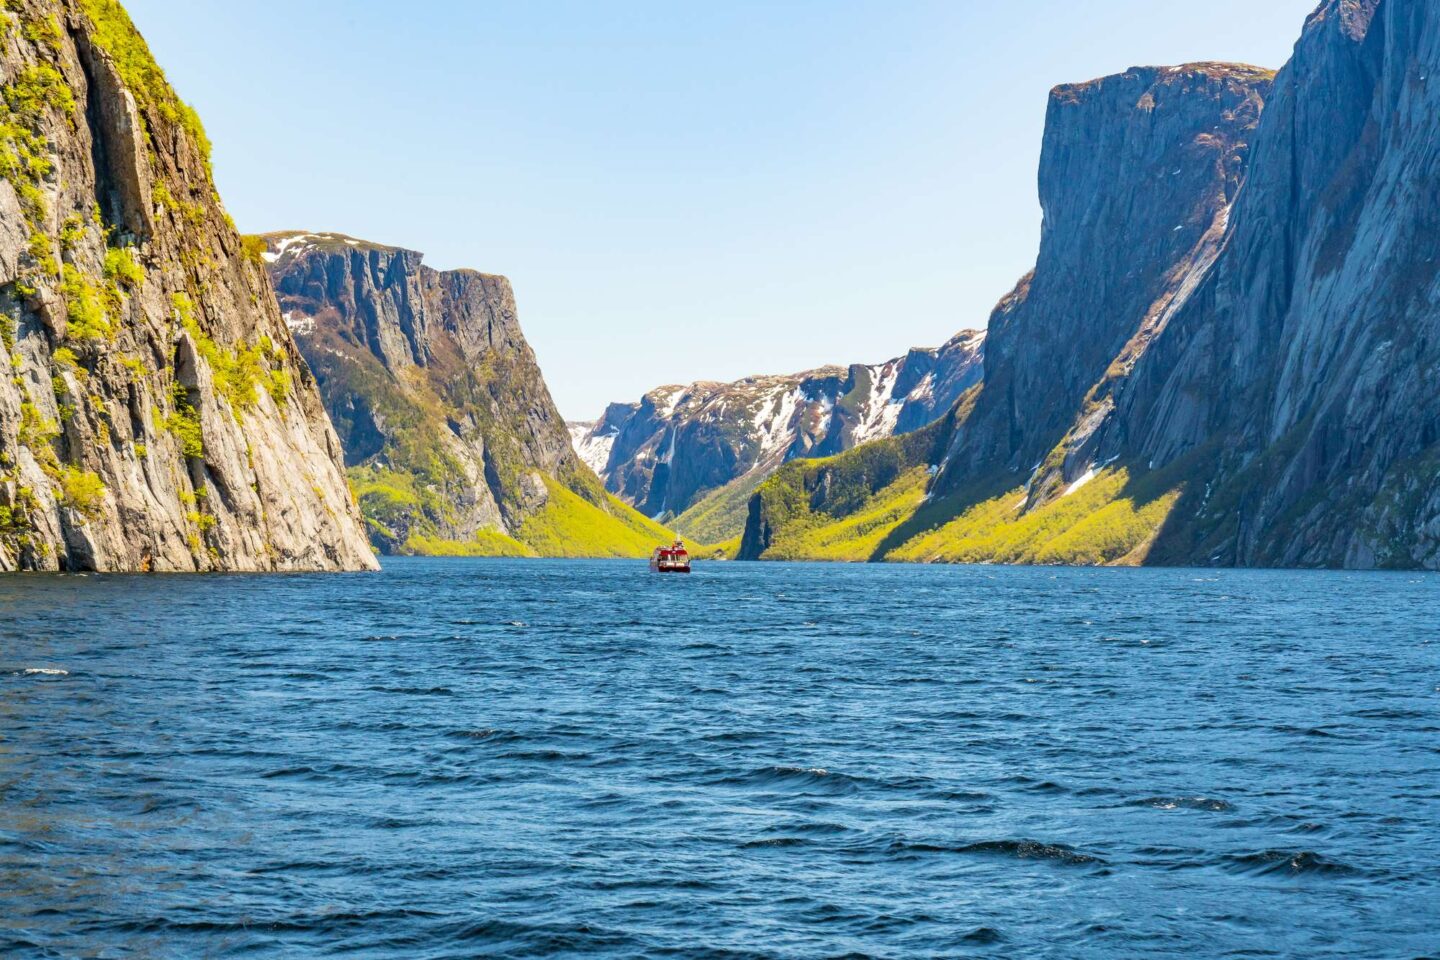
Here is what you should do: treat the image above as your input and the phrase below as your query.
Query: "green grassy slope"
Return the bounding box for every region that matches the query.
[288,295,691,564]
[517,476,685,558]
[741,417,1191,567]
[671,470,766,545]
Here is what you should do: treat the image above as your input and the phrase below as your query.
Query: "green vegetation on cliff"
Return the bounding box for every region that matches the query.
[743,420,1189,566]
[77,0,212,174]
[352,460,679,560]
[517,476,679,559]
[671,471,765,546]
[276,249,688,560]
[887,468,1184,565]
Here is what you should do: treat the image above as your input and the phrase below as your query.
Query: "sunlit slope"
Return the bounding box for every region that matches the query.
[671,471,766,545]
[740,421,1190,566]
[397,473,688,559]
[517,477,686,558]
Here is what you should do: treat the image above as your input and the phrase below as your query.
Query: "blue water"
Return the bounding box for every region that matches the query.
[1,560,1437,958]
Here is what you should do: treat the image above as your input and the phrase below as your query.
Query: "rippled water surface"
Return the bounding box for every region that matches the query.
[2,559,1438,958]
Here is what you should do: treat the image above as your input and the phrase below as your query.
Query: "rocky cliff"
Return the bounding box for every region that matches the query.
[741,60,1277,563]
[0,0,376,571]
[264,232,676,556]
[571,329,984,543]
[744,0,1440,571]
[933,62,1272,498]
[1103,0,1440,568]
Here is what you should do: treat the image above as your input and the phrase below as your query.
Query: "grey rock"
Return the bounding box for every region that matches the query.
[573,329,984,533]
[0,1,376,572]
[264,232,604,552]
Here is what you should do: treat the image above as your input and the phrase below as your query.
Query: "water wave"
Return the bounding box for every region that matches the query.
[2,558,1431,958]
[892,838,1106,867]
[1223,849,1360,877]
[1131,796,1233,812]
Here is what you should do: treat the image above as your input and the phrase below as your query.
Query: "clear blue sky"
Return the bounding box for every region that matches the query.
[124,0,1316,419]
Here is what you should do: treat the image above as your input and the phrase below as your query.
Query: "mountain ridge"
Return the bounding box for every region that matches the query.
[742,2,1440,570]
[570,328,984,543]
[263,230,682,557]
[740,58,1284,563]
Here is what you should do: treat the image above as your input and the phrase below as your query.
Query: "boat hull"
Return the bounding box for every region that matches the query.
[651,541,692,573]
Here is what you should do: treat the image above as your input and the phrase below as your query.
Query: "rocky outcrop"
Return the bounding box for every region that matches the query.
[740,60,1273,562]
[265,232,669,555]
[572,329,984,536]
[0,0,376,571]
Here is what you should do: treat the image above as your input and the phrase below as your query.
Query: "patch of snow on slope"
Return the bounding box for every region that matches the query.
[1063,456,1120,497]
[853,362,904,444]
[282,311,315,336]
[1064,466,1099,497]
[567,422,617,475]
[811,392,836,436]
[652,387,688,420]
[263,233,317,264]
[754,386,803,459]
[906,371,936,403]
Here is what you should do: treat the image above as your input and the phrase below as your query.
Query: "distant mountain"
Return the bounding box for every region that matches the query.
[569,330,984,543]
[263,232,676,557]
[0,0,375,572]
[746,0,1440,570]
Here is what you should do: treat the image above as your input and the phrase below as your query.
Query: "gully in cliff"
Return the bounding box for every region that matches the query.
[650,541,692,573]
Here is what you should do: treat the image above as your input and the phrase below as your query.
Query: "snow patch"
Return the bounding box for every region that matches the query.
[568,423,617,475]
[907,371,936,403]
[1063,456,1121,497]
[753,386,803,459]
[282,311,315,336]
[652,386,688,420]
[263,233,318,264]
[1064,467,1100,497]
[852,361,904,444]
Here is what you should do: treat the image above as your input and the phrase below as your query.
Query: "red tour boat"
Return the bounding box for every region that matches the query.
[650,540,691,573]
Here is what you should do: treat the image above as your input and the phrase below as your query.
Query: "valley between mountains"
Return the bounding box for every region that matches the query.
[1,0,1436,571]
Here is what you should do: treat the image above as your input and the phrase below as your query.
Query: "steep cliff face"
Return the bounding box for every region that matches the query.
[0,0,376,571]
[265,232,676,556]
[741,61,1276,563]
[572,329,983,542]
[745,0,1440,571]
[934,62,1272,497]
[1104,0,1440,568]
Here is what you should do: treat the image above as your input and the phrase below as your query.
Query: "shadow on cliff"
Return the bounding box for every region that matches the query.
[868,453,1209,566]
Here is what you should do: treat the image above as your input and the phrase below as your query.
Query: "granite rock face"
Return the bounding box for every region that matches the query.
[745,0,1440,570]
[1103,0,1440,568]
[740,61,1274,559]
[572,330,984,529]
[0,0,376,571]
[934,62,1273,498]
[264,232,612,552]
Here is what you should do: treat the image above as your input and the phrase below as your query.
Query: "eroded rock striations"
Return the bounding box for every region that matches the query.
[0,0,376,571]
[1104,0,1440,568]
[264,232,673,556]
[744,0,1440,570]
[571,330,984,542]
[933,62,1272,500]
